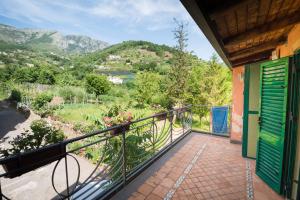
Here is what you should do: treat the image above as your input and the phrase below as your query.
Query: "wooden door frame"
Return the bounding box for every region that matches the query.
[242,65,250,158]
[283,51,300,198]
[242,63,260,159]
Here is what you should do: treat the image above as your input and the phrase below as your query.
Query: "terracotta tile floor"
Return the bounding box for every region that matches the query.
[118,133,283,200]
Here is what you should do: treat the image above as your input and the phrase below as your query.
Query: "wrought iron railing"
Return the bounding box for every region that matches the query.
[0,106,192,200]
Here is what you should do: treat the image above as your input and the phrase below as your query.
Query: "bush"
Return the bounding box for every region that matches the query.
[9,89,22,102]
[0,119,65,156]
[73,122,95,134]
[58,87,86,103]
[85,74,111,96]
[37,69,55,85]
[151,93,172,109]
[33,93,53,110]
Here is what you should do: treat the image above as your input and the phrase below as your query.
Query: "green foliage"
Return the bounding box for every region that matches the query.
[133,61,158,72]
[9,89,22,102]
[0,65,18,81]
[151,93,172,109]
[103,125,153,178]
[33,93,53,109]
[56,73,80,86]
[134,72,163,105]
[37,69,55,84]
[185,54,232,121]
[58,86,86,103]
[0,119,64,156]
[14,67,38,83]
[85,74,111,96]
[167,20,190,106]
[73,122,95,134]
[0,41,29,51]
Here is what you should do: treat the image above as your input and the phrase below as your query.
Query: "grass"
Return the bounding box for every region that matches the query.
[54,104,104,125]
[191,115,211,132]
[0,92,8,101]
[54,103,155,127]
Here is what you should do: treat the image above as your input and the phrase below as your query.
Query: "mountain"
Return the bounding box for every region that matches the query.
[0,24,109,54]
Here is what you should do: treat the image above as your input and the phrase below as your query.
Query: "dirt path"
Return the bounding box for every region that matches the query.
[0,102,97,199]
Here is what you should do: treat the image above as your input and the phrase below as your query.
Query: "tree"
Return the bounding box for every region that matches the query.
[33,93,53,110]
[167,19,190,107]
[85,74,111,96]
[37,69,55,85]
[134,72,162,105]
[14,67,38,83]
[185,54,232,123]
[203,54,232,106]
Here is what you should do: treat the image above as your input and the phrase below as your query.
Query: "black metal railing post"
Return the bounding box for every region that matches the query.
[151,117,156,154]
[121,131,126,185]
[170,112,173,144]
[0,179,2,200]
[182,112,185,134]
[64,156,70,200]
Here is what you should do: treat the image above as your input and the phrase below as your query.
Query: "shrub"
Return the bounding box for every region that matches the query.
[37,69,55,85]
[151,93,172,109]
[73,122,95,134]
[58,87,86,103]
[9,89,22,102]
[33,93,53,109]
[85,74,111,96]
[0,119,65,156]
[58,87,76,103]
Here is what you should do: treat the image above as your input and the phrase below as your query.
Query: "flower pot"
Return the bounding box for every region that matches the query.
[110,123,130,136]
[155,112,168,121]
[0,143,66,178]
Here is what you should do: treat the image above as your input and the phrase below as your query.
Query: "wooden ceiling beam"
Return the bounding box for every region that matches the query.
[223,13,300,46]
[228,39,285,60]
[231,50,271,67]
[210,0,254,20]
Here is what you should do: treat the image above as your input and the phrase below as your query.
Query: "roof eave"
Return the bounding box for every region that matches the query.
[180,0,232,69]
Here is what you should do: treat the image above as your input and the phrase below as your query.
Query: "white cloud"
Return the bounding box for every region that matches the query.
[0,0,190,32]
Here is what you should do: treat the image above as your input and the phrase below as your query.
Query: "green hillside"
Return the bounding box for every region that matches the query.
[74,40,177,74]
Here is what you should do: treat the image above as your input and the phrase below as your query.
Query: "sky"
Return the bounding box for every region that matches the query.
[0,0,217,61]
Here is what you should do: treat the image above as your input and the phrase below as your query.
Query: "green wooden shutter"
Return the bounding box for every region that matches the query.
[256,57,289,193]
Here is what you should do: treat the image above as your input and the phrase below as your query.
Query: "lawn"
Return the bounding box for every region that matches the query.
[54,103,105,125]
[191,115,211,132]
[54,103,155,128]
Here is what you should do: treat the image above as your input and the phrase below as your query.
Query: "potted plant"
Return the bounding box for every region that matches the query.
[0,120,65,178]
[103,111,132,135]
[0,143,66,178]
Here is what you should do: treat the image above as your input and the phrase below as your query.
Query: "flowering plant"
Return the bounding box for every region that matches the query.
[103,111,133,127]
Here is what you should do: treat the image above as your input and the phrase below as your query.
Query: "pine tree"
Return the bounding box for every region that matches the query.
[167,19,190,108]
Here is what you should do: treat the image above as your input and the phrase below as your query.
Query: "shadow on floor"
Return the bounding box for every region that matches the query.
[0,100,29,140]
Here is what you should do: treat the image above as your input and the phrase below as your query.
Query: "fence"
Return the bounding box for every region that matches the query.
[0,106,192,200]
[191,105,232,136]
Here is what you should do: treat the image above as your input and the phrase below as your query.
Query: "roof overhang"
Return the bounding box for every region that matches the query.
[181,0,300,68]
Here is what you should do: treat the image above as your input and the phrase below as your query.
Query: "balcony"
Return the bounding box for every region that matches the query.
[0,107,283,199]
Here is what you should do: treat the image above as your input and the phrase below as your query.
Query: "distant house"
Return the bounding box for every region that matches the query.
[26,63,34,67]
[108,76,123,84]
[107,54,121,61]
[95,65,107,70]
